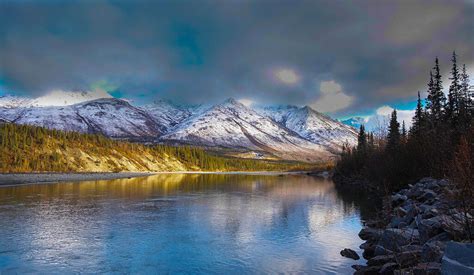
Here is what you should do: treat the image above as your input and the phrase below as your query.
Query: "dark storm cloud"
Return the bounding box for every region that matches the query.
[0,0,473,115]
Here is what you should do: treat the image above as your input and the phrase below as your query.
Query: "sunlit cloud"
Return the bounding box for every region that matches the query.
[363,105,415,132]
[310,80,353,113]
[274,68,300,85]
[376,105,393,116]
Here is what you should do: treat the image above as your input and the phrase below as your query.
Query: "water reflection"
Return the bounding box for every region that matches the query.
[0,174,369,274]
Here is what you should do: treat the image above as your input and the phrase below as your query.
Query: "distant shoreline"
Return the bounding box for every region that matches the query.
[0,171,317,187]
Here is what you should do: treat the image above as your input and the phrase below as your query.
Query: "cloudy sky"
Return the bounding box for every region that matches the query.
[0,0,473,119]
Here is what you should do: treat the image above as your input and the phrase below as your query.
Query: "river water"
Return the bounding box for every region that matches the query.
[0,174,372,274]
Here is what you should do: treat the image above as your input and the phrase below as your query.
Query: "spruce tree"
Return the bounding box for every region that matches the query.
[401,121,407,144]
[458,64,472,132]
[447,51,461,122]
[460,64,472,115]
[411,91,424,137]
[386,109,400,152]
[357,124,367,153]
[426,58,446,125]
[368,132,375,151]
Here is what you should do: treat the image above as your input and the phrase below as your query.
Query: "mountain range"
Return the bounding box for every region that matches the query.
[0,91,357,162]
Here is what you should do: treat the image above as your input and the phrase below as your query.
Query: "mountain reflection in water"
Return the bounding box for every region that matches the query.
[0,174,372,274]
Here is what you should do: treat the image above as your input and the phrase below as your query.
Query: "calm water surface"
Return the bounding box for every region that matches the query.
[0,174,372,274]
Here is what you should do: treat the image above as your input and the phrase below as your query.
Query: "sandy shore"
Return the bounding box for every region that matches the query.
[0,172,155,186]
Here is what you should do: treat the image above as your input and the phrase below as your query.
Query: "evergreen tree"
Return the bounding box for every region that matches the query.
[386,109,400,152]
[411,91,424,137]
[426,58,446,125]
[460,64,472,115]
[457,64,472,133]
[401,121,407,144]
[357,124,367,153]
[368,132,375,151]
[447,51,461,123]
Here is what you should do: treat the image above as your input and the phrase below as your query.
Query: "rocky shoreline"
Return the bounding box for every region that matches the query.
[342,177,474,274]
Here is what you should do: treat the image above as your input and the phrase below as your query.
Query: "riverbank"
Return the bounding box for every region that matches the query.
[0,170,315,186]
[352,177,474,274]
[0,172,155,186]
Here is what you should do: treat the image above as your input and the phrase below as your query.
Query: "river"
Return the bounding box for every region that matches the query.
[0,173,373,274]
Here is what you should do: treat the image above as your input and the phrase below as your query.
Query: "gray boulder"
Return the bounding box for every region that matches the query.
[359,227,383,241]
[374,245,393,256]
[418,189,437,202]
[367,254,395,266]
[379,262,398,274]
[421,241,446,263]
[416,216,444,242]
[427,232,451,243]
[438,214,466,240]
[378,228,420,251]
[413,262,441,275]
[441,242,474,275]
[340,248,360,260]
[392,193,408,205]
[398,249,422,267]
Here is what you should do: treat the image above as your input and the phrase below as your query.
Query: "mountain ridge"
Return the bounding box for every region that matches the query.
[0,92,357,162]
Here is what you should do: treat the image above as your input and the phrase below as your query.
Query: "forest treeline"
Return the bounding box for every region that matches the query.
[335,52,473,192]
[0,123,316,172]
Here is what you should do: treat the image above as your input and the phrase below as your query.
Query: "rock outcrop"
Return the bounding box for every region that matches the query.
[354,178,474,274]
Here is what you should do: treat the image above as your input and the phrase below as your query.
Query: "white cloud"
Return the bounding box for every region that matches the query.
[274,68,300,85]
[310,80,353,113]
[364,105,415,132]
[376,105,393,116]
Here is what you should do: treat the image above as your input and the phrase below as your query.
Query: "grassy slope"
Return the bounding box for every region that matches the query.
[0,123,325,173]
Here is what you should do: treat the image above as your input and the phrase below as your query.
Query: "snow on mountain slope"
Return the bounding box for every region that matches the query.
[283,106,357,151]
[0,95,34,108]
[1,93,357,161]
[0,107,23,122]
[0,90,112,108]
[75,98,164,137]
[1,98,164,138]
[257,105,299,123]
[162,98,333,162]
[141,100,193,132]
[258,105,357,151]
[12,106,91,133]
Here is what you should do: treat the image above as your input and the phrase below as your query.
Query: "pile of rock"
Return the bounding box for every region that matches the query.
[351,178,473,274]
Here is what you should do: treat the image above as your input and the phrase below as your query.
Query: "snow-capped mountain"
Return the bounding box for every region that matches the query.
[0,95,34,108]
[1,98,163,138]
[74,98,164,137]
[141,100,193,132]
[0,91,358,161]
[0,90,112,108]
[258,105,299,123]
[283,106,357,150]
[259,105,357,151]
[161,99,333,162]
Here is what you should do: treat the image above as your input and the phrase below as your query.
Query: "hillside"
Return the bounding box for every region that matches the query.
[0,92,357,162]
[259,105,357,152]
[161,99,333,162]
[0,123,317,173]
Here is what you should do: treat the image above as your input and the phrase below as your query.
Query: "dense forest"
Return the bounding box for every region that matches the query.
[0,123,317,173]
[335,52,473,193]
